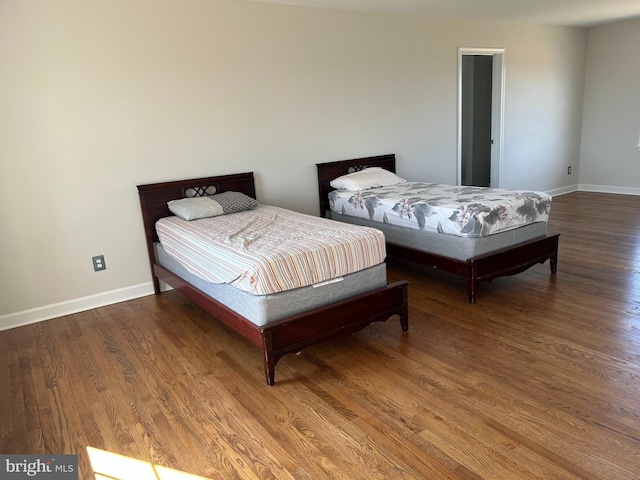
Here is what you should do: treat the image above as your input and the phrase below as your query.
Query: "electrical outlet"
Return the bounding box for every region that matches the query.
[92,255,106,271]
[568,166,572,174]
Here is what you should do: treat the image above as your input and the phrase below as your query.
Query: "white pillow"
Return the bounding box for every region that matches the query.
[167,191,258,221]
[330,167,407,191]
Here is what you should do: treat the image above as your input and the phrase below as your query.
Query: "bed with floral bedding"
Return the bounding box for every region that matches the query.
[317,154,559,303]
[328,182,551,238]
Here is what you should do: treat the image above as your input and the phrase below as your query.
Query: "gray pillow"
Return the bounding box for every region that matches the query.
[168,191,258,221]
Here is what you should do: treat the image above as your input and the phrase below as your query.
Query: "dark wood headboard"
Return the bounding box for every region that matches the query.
[137,172,256,288]
[315,154,396,217]
[137,172,256,242]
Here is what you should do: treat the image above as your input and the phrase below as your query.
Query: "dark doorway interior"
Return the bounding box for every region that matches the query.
[461,55,493,187]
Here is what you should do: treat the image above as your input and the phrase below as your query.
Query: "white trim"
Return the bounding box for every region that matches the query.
[551,184,640,197]
[579,184,640,196]
[0,282,155,331]
[547,185,579,197]
[457,47,506,188]
[492,52,506,188]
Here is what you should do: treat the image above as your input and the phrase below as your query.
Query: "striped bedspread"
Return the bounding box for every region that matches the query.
[156,205,386,295]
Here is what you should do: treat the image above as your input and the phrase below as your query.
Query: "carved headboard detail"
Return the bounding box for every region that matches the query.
[137,172,256,286]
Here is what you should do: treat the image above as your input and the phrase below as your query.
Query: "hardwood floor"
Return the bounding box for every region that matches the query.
[1,191,639,479]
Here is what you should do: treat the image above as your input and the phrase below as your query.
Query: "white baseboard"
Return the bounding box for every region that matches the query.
[548,184,640,197]
[579,184,640,196]
[0,282,155,332]
[547,185,579,196]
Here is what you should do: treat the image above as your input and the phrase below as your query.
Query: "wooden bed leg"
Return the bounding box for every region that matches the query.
[263,350,276,386]
[549,236,559,274]
[468,262,477,304]
[400,283,409,331]
[152,276,161,295]
[262,332,276,386]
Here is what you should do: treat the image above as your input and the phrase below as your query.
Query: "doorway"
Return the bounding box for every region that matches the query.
[457,48,505,187]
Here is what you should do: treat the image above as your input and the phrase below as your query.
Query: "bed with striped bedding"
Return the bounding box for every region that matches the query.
[156,205,386,295]
[138,172,408,385]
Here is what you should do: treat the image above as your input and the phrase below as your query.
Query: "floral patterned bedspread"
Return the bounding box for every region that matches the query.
[328,182,551,237]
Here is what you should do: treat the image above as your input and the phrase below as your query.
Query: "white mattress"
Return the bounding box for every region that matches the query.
[155,243,388,326]
[330,211,548,261]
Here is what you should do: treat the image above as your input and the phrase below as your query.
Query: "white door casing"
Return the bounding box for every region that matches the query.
[457,47,506,187]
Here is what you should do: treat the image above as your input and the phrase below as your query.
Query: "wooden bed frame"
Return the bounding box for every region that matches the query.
[137,172,409,385]
[316,154,559,303]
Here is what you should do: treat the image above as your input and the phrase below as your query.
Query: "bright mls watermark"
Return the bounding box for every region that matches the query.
[1,455,77,479]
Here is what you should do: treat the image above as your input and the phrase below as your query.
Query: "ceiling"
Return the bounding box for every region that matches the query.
[245,0,640,28]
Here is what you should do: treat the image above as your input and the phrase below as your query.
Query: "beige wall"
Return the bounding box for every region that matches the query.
[0,0,587,322]
[580,18,640,192]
